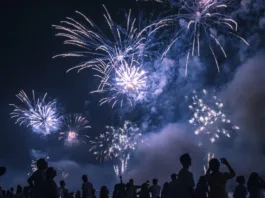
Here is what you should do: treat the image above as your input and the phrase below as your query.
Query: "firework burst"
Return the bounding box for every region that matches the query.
[92,57,147,108]
[59,114,91,146]
[140,0,249,75]
[53,5,160,73]
[186,89,240,143]
[89,121,143,176]
[10,90,61,135]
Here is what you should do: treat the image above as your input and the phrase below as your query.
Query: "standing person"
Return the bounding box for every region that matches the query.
[138,182,150,198]
[168,174,178,198]
[195,176,208,198]
[15,185,23,198]
[149,179,161,198]
[161,182,169,198]
[205,158,236,198]
[113,176,126,198]
[59,180,68,198]
[44,167,59,198]
[27,158,48,198]
[233,176,247,198]
[177,153,195,198]
[247,172,265,198]
[126,179,141,198]
[100,186,109,198]
[81,175,94,198]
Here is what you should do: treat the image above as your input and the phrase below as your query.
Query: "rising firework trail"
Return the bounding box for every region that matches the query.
[186,89,240,144]
[58,114,91,146]
[89,121,143,176]
[10,90,61,135]
[91,57,147,108]
[139,0,249,75]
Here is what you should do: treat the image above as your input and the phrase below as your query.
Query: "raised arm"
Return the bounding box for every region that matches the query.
[222,158,236,178]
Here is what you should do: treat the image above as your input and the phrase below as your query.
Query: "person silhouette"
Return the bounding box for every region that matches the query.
[59,180,68,198]
[15,185,23,198]
[126,179,141,198]
[149,179,161,198]
[113,176,126,198]
[195,176,208,198]
[233,176,247,198]
[161,182,169,198]
[168,173,178,198]
[247,172,265,198]
[205,158,235,198]
[100,186,109,198]
[177,153,195,198]
[138,182,150,198]
[27,158,48,198]
[44,167,59,198]
[76,190,81,198]
[81,175,94,198]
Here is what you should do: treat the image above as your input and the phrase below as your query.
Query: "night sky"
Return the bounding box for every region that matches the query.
[1,0,265,190]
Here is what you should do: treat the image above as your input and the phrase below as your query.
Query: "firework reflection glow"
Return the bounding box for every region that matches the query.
[59,114,91,146]
[10,90,61,135]
[89,121,143,176]
[186,89,239,143]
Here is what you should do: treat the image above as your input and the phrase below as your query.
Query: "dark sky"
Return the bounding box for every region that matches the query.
[1,0,140,169]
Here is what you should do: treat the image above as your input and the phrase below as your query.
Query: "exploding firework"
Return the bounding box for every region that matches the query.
[59,114,91,146]
[141,0,249,75]
[186,89,240,143]
[92,57,147,108]
[89,121,143,176]
[10,90,61,135]
[53,6,160,73]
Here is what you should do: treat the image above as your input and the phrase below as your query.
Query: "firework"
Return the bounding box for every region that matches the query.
[92,57,147,108]
[59,114,91,146]
[142,0,249,75]
[186,89,239,143]
[10,90,61,135]
[53,6,159,73]
[203,152,214,174]
[89,121,142,176]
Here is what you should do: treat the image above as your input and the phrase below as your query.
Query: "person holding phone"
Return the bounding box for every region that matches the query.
[205,158,236,198]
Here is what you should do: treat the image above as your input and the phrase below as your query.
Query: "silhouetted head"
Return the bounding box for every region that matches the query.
[236,176,245,185]
[198,176,206,185]
[82,175,88,182]
[209,158,220,172]
[247,172,259,187]
[10,188,14,192]
[163,182,169,188]
[152,179,158,185]
[60,180,65,187]
[17,185,22,193]
[180,153,191,168]
[129,179,134,185]
[171,173,177,180]
[46,167,57,180]
[36,158,48,170]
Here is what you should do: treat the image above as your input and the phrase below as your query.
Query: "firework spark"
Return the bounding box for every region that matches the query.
[10,90,61,135]
[92,57,147,108]
[59,114,91,146]
[142,0,249,75]
[89,121,142,176]
[186,89,239,143]
[53,5,159,73]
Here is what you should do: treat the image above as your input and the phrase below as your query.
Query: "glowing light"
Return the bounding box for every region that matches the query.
[142,0,249,75]
[89,121,142,176]
[58,114,91,146]
[92,58,147,108]
[186,89,239,143]
[10,90,61,135]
